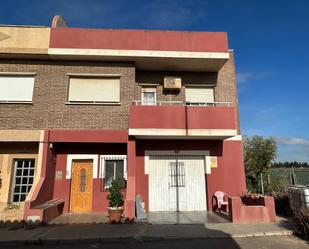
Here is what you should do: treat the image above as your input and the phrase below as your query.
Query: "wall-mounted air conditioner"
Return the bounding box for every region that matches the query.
[163,76,181,90]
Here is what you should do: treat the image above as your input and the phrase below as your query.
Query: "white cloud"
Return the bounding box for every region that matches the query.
[237,72,252,83]
[276,137,309,146]
[237,71,272,84]
[276,137,309,162]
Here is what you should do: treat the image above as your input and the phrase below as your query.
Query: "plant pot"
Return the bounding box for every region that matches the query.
[107,207,124,223]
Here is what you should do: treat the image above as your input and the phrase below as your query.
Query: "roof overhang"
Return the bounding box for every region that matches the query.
[129,128,237,140]
[47,48,229,71]
[48,28,230,72]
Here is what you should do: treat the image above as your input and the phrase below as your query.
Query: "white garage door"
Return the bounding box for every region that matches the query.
[148,155,207,212]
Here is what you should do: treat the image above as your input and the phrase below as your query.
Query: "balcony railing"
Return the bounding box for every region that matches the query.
[129,101,237,134]
[132,100,233,107]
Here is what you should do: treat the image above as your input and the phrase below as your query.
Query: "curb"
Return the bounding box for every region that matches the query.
[231,230,294,238]
[0,231,294,246]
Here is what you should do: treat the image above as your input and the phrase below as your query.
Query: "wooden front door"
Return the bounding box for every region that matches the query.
[70,160,93,213]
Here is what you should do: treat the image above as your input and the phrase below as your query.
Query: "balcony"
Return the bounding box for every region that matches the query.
[129,101,237,139]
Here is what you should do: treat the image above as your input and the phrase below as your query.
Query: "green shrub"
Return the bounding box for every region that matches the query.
[107,179,124,208]
[293,209,309,240]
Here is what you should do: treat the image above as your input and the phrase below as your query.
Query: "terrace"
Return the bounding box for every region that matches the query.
[129,101,237,139]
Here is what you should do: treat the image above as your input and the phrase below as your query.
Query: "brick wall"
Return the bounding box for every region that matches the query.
[136,51,240,131]
[136,70,217,103]
[216,51,241,132]
[0,60,135,129]
[0,53,240,131]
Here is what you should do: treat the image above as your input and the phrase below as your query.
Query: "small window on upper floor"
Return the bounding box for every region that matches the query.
[141,88,156,106]
[68,77,120,103]
[185,87,214,106]
[0,75,35,103]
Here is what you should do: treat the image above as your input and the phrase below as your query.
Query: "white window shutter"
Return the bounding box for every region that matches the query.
[68,77,120,102]
[185,88,214,103]
[0,76,34,101]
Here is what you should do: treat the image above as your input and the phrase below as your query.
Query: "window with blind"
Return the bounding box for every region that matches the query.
[185,87,214,105]
[0,75,35,102]
[68,77,120,103]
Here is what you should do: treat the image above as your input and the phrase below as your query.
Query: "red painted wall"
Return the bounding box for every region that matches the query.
[187,107,236,130]
[129,106,236,130]
[130,106,186,129]
[207,140,246,211]
[52,142,127,214]
[50,28,228,52]
[135,140,224,212]
[25,131,56,208]
[49,130,128,143]
[124,138,136,220]
[24,130,57,220]
[229,196,276,223]
[26,129,245,218]
[134,139,246,212]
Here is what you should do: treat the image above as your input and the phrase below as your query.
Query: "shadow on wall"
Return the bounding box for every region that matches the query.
[136,70,218,85]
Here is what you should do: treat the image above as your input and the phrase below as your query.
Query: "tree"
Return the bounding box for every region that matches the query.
[243,135,277,193]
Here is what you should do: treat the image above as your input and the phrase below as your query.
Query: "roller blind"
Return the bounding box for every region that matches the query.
[0,76,35,102]
[185,88,214,103]
[68,77,120,102]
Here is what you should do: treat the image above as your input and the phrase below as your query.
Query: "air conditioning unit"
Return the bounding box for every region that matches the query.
[164,76,182,90]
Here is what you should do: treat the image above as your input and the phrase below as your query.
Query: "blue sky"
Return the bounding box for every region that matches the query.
[1,0,308,162]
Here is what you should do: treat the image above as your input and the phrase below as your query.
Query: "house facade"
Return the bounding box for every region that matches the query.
[0,16,246,223]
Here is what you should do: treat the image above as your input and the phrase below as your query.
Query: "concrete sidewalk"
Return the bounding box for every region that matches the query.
[0,217,294,246]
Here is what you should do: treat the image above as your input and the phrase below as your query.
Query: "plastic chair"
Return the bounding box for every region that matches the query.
[214,191,229,212]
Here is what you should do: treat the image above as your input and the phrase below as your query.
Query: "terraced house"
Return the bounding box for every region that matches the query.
[0,16,246,223]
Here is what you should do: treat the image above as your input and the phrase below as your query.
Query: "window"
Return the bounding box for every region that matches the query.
[11,159,35,203]
[0,75,35,102]
[80,169,86,192]
[101,155,127,189]
[169,162,185,187]
[185,87,214,106]
[141,88,156,105]
[68,77,120,103]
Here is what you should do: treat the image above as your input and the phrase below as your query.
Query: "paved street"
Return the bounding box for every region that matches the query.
[0,216,295,247]
[2,236,308,249]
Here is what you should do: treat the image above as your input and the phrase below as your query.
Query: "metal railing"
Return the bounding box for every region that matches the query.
[132,100,233,107]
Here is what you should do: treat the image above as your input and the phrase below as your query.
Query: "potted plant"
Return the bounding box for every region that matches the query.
[240,192,264,206]
[107,179,124,223]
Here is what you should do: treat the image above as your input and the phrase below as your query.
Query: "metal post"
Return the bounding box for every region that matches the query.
[175,158,179,212]
[260,173,264,195]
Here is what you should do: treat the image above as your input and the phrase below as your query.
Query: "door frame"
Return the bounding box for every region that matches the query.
[66,154,98,179]
[69,159,94,213]
[144,150,211,175]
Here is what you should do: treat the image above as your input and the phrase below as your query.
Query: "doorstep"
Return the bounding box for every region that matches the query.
[48,213,109,225]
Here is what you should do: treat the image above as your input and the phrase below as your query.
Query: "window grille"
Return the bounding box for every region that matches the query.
[169,161,185,187]
[12,159,35,203]
[80,169,86,192]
